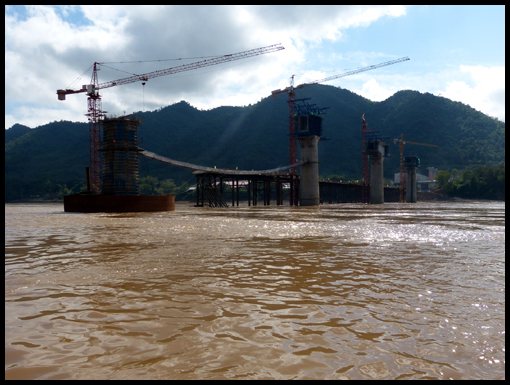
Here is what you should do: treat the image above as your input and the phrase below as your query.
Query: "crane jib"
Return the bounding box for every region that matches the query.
[97,44,284,90]
[271,56,409,95]
[310,57,410,86]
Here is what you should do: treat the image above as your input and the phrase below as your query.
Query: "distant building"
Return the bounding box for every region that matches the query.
[426,167,439,181]
[394,167,438,191]
[394,171,428,184]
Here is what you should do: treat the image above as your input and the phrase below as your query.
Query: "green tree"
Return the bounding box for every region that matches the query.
[160,179,177,195]
[139,176,159,195]
[443,165,505,200]
[435,170,451,188]
[326,175,345,181]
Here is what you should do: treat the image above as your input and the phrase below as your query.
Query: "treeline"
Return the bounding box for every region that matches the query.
[5,176,195,202]
[436,165,505,200]
[6,179,87,202]
[139,176,194,200]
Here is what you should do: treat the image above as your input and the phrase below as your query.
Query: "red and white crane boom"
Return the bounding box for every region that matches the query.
[57,44,284,193]
[57,44,284,99]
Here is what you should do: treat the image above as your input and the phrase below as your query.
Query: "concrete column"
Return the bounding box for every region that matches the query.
[370,155,384,204]
[406,166,417,203]
[298,135,320,206]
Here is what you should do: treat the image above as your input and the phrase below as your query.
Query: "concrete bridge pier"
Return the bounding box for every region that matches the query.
[406,166,417,203]
[365,135,390,204]
[298,135,320,206]
[370,155,384,204]
[404,154,419,203]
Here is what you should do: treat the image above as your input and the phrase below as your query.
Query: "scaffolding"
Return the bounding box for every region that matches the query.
[289,98,329,138]
[101,116,140,196]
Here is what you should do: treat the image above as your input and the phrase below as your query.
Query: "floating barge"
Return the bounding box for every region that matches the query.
[64,193,175,213]
[64,115,175,213]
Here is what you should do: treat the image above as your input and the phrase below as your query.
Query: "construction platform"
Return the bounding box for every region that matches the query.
[194,172,400,207]
[194,172,300,207]
[63,193,175,213]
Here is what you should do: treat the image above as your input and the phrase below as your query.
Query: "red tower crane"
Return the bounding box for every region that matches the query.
[57,44,284,193]
[271,56,410,174]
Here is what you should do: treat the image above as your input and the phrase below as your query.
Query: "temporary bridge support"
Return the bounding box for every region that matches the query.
[194,172,300,207]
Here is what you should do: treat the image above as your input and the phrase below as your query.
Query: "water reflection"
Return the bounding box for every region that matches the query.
[5,202,505,379]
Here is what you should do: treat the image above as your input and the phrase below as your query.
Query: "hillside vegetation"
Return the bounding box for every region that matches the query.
[5,85,505,201]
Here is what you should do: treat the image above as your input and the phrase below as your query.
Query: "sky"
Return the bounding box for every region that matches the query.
[5,5,506,130]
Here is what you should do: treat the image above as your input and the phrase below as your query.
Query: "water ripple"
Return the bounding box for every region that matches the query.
[5,201,505,379]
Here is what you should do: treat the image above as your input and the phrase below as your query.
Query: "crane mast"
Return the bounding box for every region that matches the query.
[271,57,410,174]
[82,62,103,194]
[57,44,284,193]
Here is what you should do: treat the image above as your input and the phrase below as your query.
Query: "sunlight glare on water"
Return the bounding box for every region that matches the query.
[5,201,505,379]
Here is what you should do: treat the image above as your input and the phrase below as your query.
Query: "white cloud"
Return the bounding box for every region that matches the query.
[229,5,407,44]
[347,65,505,122]
[5,5,409,129]
[5,106,83,130]
[441,65,505,121]
[5,5,128,56]
[353,78,394,102]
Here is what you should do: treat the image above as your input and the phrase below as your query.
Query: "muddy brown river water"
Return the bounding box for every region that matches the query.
[5,201,505,379]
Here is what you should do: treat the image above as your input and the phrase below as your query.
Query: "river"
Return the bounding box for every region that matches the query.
[5,200,505,379]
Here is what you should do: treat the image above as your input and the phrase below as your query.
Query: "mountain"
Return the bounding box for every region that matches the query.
[5,123,32,143]
[5,85,505,201]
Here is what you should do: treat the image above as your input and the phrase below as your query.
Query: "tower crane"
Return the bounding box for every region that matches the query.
[271,56,410,174]
[57,43,284,193]
[392,134,438,202]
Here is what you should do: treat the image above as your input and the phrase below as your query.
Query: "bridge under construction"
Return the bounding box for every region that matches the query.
[63,111,401,212]
[59,47,411,212]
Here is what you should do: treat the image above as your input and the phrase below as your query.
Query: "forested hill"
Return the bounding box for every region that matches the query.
[5,84,505,201]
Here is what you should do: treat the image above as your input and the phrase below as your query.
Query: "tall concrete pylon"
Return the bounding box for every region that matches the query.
[370,154,384,204]
[290,99,327,207]
[406,166,417,203]
[365,137,390,204]
[298,135,320,206]
[404,154,420,203]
